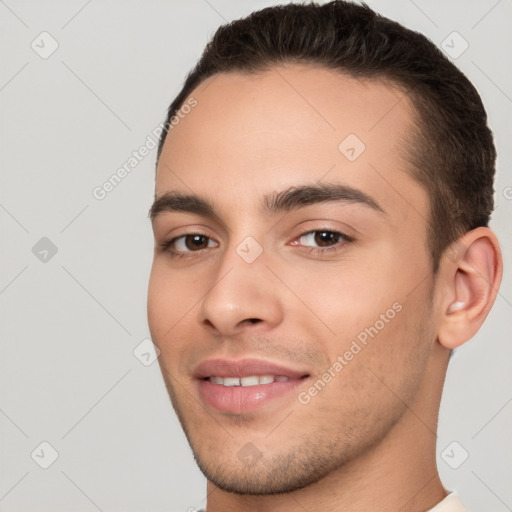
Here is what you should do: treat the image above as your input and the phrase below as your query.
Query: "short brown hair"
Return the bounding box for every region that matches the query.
[157,1,496,272]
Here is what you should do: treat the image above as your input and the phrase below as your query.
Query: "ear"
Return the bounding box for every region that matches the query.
[437,227,503,349]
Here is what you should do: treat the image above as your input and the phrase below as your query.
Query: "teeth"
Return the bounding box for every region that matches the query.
[208,375,289,387]
[240,376,260,386]
[222,377,240,387]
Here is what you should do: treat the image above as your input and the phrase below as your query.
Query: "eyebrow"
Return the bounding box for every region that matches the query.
[149,183,384,222]
[262,183,384,215]
[150,192,217,221]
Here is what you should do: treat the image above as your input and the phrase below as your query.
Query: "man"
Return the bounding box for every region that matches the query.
[147,1,502,510]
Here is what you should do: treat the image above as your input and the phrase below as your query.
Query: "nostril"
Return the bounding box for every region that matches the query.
[247,318,262,324]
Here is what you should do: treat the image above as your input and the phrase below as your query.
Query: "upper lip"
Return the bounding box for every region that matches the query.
[194,358,310,380]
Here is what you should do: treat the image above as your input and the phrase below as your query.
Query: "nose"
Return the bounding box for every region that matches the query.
[198,246,284,337]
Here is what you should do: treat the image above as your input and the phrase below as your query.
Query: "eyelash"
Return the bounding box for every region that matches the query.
[160,228,353,259]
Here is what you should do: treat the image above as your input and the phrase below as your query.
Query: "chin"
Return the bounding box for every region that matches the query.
[193,449,334,495]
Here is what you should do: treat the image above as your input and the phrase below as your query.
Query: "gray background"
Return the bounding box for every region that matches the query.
[1,1,511,511]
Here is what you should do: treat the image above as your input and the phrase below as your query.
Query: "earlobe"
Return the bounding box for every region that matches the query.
[437,227,503,350]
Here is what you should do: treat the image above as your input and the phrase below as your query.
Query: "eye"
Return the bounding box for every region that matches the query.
[298,230,348,247]
[162,233,218,256]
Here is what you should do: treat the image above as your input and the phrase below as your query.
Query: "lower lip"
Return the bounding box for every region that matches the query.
[197,378,306,414]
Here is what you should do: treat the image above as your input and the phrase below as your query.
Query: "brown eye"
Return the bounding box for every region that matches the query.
[166,234,218,255]
[314,231,342,246]
[299,230,345,248]
[184,234,210,250]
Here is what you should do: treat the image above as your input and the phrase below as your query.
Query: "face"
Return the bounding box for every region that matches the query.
[148,65,438,494]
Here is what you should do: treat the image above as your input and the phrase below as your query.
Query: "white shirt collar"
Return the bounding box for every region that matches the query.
[427,493,468,511]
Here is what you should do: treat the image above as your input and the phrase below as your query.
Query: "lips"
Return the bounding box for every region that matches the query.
[194,358,310,414]
[195,358,308,380]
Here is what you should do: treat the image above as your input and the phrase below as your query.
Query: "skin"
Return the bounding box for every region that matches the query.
[147,64,502,511]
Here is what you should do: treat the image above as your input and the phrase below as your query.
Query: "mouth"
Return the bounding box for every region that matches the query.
[207,375,294,386]
[195,358,310,414]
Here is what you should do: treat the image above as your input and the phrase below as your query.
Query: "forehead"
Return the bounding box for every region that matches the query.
[156,64,426,222]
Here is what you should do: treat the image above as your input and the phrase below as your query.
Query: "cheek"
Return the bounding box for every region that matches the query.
[302,300,431,440]
[280,260,400,341]
[148,259,200,318]
[283,245,432,370]
[148,261,211,377]
[147,263,190,347]
[336,281,434,410]
[147,264,169,334]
